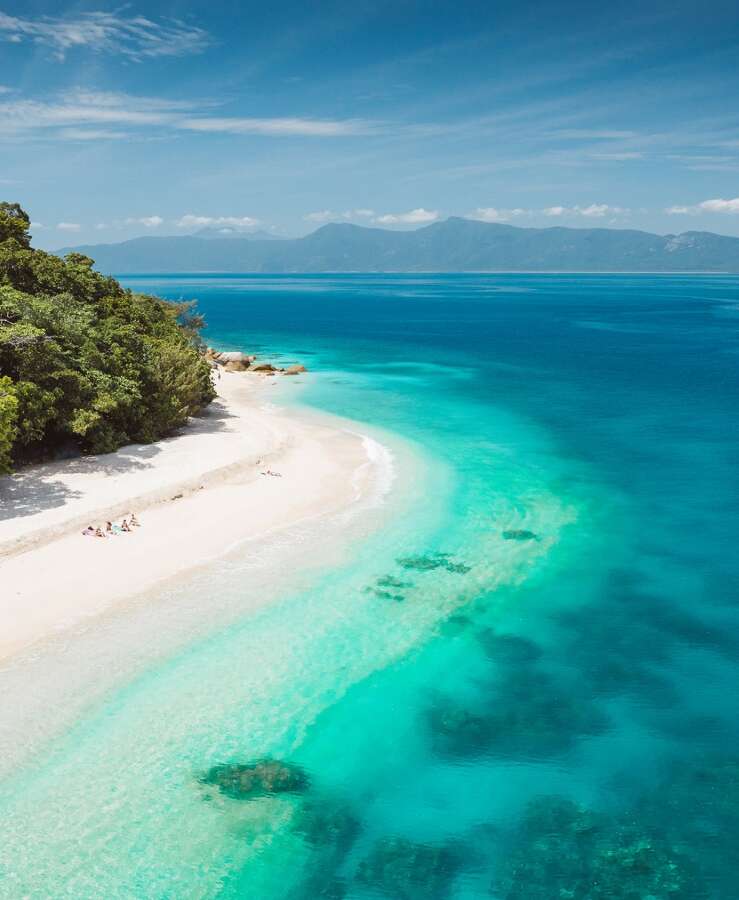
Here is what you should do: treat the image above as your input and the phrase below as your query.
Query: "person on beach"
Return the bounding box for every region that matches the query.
[105,521,115,535]
[82,525,95,536]
[130,513,140,527]
[94,527,106,538]
[121,519,131,532]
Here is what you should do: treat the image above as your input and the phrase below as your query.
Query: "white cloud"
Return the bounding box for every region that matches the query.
[126,215,164,228]
[304,209,376,224]
[540,203,628,218]
[0,89,367,142]
[470,207,527,223]
[57,222,80,231]
[0,11,210,62]
[699,197,739,213]
[176,214,259,229]
[374,208,440,225]
[578,203,611,217]
[30,221,44,229]
[666,197,739,215]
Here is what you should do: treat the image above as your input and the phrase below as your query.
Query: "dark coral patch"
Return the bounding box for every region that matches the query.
[200,758,310,800]
[357,836,461,900]
[502,529,539,541]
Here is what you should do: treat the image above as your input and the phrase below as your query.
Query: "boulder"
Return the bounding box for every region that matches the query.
[200,757,310,799]
[218,351,250,364]
[284,364,308,375]
[224,359,251,372]
[251,362,279,373]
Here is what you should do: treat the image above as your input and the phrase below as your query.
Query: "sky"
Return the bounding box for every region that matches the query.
[1,0,739,249]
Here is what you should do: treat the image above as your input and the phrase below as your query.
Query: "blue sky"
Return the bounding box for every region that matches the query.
[2,0,739,248]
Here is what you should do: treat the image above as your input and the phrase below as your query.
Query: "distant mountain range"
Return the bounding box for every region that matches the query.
[61,217,739,274]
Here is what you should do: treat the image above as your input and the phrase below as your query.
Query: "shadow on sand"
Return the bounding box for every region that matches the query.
[0,398,236,522]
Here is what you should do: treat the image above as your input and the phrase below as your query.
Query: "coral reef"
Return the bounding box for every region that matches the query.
[495,795,698,899]
[397,552,471,574]
[357,836,460,900]
[501,529,538,541]
[200,757,310,800]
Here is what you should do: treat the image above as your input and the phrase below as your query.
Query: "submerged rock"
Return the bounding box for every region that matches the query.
[200,758,310,799]
[397,552,471,575]
[357,836,460,900]
[365,574,413,602]
[376,575,413,589]
[502,529,539,541]
[372,589,406,602]
[427,669,608,761]
[476,630,542,664]
[294,799,361,853]
[428,703,493,757]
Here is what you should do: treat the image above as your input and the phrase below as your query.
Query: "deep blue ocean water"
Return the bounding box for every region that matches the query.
[1,273,738,898]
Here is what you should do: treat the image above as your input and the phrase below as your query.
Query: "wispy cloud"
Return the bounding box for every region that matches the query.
[374,208,439,225]
[180,116,369,137]
[552,129,639,140]
[56,221,80,231]
[588,151,643,161]
[58,127,129,140]
[0,11,211,62]
[0,89,370,141]
[176,214,259,229]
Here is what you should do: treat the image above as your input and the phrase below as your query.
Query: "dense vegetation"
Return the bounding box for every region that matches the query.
[0,203,215,473]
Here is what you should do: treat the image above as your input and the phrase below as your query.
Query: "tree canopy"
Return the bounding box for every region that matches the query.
[0,203,215,473]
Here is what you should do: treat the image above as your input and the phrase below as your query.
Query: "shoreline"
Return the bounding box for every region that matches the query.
[0,370,387,664]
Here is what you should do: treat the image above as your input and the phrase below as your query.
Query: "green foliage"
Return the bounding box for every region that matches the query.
[0,203,215,470]
[0,376,18,474]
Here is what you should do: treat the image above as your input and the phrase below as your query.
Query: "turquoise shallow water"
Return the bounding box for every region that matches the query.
[1,273,739,898]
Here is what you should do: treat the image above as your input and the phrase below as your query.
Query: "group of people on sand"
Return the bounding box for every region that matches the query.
[82,513,140,538]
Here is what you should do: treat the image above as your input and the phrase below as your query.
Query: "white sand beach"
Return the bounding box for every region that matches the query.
[0,372,379,663]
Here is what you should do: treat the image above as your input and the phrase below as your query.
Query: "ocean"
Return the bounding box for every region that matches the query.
[1,273,738,898]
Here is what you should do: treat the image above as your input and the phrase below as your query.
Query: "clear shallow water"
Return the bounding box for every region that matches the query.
[2,273,739,898]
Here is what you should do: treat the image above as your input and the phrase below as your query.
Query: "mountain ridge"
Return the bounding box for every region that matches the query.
[59,217,739,274]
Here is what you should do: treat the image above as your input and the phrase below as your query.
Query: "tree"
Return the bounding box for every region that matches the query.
[0,203,215,471]
[0,202,31,248]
